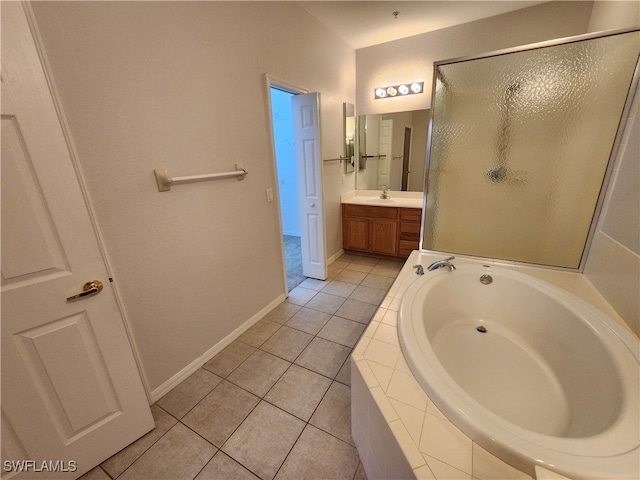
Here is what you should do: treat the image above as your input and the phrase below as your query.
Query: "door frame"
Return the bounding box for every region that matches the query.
[264,74,310,293]
[18,1,151,402]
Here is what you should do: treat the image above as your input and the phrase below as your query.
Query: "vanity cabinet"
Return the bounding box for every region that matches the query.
[398,208,422,257]
[342,204,422,258]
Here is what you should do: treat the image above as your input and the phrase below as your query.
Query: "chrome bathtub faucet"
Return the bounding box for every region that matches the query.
[413,265,424,275]
[427,256,456,271]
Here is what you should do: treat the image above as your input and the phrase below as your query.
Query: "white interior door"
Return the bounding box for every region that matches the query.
[378,119,393,190]
[1,3,153,478]
[291,93,327,280]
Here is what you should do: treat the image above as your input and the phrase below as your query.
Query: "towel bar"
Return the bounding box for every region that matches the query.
[154,164,247,192]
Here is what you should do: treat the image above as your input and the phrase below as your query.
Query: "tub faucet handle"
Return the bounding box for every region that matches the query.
[413,265,424,275]
[427,256,456,272]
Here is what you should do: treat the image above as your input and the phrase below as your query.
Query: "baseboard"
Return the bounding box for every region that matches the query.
[149,292,287,403]
[328,248,345,265]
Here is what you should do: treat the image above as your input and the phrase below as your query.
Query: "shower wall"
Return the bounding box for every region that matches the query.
[585,81,640,335]
[423,30,640,269]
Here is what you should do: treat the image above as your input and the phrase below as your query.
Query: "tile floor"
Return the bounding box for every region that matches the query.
[81,254,403,480]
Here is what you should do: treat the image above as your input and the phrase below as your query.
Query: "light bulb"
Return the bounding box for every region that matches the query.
[411,82,423,93]
[398,84,409,95]
[387,86,397,96]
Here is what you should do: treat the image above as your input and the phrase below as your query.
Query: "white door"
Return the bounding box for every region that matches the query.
[1,3,153,478]
[378,119,393,190]
[291,93,327,280]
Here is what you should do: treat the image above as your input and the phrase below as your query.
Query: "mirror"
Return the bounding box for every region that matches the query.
[356,109,430,192]
[344,103,355,173]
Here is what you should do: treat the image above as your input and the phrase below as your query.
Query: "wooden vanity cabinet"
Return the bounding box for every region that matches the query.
[398,208,422,257]
[342,204,422,258]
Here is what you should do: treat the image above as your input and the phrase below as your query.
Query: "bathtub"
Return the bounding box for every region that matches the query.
[398,264,639,479]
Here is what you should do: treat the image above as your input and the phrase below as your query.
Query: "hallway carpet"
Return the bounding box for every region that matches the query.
[283,235,305,292]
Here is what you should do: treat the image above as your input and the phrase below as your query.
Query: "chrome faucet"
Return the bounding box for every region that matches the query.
[413,265,424,275]
[427,256,456,271]
[380,188,391,199]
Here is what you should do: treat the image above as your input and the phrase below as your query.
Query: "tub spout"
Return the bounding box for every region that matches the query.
[427,256,456,271]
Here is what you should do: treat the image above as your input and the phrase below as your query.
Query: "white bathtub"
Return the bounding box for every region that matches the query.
[398,264,639,479]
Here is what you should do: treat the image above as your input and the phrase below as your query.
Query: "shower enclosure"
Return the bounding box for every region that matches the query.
[423,28,640,269]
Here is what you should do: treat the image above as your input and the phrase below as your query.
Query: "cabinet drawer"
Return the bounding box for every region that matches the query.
[399,208,422,222]
[399,239,419,257]
[343,204,398,220]
[399,221,421,235]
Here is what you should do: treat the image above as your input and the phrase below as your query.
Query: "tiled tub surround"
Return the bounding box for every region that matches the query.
[80,254,404,480]
[351,250,634,480]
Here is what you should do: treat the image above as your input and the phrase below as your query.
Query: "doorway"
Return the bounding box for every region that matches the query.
[269,86,305,291]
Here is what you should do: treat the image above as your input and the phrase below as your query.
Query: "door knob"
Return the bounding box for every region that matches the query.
[310,203,316,207]
[66,280,104,302]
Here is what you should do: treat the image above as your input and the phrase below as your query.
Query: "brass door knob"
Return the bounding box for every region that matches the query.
[66,280,104,302]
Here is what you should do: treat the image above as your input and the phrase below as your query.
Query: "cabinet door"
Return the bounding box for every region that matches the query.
[371,219,398,256]
[344,216,370,251]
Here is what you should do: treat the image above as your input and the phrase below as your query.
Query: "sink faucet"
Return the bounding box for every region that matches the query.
[427,256,456,271]
[380,188,391,199]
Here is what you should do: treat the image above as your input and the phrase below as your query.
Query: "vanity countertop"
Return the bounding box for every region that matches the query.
[341,190,423,209]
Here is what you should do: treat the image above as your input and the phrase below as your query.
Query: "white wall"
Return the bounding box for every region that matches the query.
[585,82,639,335]
[584,1,640,335]
[589,0,640,31]
[356,1,594,115]
[31,1,355,395]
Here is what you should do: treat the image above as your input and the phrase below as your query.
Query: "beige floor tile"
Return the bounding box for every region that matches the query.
[361,273,394,290]
[237,319,281,348]
[349,285,387,305]
[260,326,314,362]
[286,286,317,306]
[182,380,260,447]
[156,369,222,419]
[298,278,326,291]
[371,263,402,277]
[285,307,331,335]
[310,381,353,445]
[203,340,256,378]
[354,461,368,480]
[351,256,379,266]
[228,350,290,397]
[335,269,368,284]
[321,280,358,298]
[275,425,359,480]
[327,263,345,279]
[262,302,302,324]
[118,423,215,480]
[101,405,178,478]
[335,299,378,324]
[195,451,260,480]
[345,262,374,274]
[305,291,346,315]
[335,358,351,386]
[318,316,366,348]
[264,364,331,421]
[78,467,110,480]
[295,337,351,378]
[222,402,305,480]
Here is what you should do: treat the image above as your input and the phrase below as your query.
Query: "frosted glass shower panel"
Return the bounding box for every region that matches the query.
[424,30,640,268]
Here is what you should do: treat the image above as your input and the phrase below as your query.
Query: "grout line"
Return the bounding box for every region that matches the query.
[106,252,398,480]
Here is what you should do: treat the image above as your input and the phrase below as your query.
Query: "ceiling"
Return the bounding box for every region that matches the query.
[298,1,549,49]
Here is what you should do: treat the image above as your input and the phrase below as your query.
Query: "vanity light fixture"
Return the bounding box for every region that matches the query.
[374,81,424,99]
